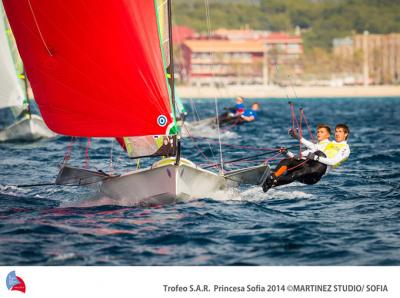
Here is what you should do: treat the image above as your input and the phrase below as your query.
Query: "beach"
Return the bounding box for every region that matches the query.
[177,85,400,99]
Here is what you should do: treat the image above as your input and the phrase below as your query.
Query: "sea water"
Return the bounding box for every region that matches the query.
[0,97,399,265]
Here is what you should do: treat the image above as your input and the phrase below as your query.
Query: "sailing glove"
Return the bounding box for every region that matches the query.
[278,147,288,154]
[306,152,319,161]
[288,128,299,140]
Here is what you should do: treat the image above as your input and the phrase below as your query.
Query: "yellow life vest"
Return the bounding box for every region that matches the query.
[323,142,348,168]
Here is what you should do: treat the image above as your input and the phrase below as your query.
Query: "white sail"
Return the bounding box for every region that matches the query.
[0,3,25,110]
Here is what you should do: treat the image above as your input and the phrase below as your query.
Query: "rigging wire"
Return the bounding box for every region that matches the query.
[189,136,288,152]
[170,6,217,165]
[203,149,284,170]
[183,124,214,165]
[109,138,114,173]
[302,108,315,143]
[273,56,319,157]
[185,100,217,164]
[26,0,53,56]
[204,0,224,172]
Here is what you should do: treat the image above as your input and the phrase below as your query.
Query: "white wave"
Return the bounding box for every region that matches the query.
[202,185,312,202]
[233,185,314,201]
[52,252,76,261]
[60,197,128,208]
[266,189,314,200]
[0,184,28,196]
[205,188,243,201]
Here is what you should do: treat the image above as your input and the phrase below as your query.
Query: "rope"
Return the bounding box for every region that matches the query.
[264,152,285,164]
[302,110,315,143]
[299,108,303,158]
[289,101,300,130]
[83,138,91,169]
[109,138,114,173]
[286,159,309,172]
[62,137,76,166]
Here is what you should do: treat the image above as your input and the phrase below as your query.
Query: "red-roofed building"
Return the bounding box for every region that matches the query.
[181,40,266,85]
[213,28,270,41]
[172,25,196,45]
[266,32,303,62]
[180,30,303,85]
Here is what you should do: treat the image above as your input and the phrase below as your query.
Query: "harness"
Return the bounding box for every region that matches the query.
[323,142,348,168]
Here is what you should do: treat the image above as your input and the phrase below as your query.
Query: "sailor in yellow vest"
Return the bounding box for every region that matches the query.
[307,124,350,172]
[262,124,350,192]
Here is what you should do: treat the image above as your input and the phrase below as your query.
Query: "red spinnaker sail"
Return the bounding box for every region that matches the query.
[2,0,173,137]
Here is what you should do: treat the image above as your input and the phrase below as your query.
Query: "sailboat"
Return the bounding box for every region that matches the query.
[3,0,269,205]
[0,3,55,142]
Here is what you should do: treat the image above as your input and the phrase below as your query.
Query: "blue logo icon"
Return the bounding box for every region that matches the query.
[157,115,167,127]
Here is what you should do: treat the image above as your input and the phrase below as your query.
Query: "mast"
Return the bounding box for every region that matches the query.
[21,69,31,118]
[167,0,181,165]
[167,0,175,116]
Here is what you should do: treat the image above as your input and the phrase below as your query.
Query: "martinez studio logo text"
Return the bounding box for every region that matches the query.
[6,271,26,293]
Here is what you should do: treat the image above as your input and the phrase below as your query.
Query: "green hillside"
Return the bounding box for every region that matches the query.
[173,0,400,50]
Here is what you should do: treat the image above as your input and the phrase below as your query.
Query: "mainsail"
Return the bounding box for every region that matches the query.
[2,0,175,137]
[0,3,25,110]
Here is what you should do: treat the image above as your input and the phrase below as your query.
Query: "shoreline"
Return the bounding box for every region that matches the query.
[177,85,400,99]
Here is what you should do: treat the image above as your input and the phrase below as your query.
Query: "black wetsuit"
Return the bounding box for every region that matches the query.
[271,151,327,187]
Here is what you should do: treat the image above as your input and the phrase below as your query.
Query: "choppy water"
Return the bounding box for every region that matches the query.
[0,97,399,265]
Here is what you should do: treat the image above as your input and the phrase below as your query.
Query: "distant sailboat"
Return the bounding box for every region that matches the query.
[0,3,55,142]
[3,0,269,205]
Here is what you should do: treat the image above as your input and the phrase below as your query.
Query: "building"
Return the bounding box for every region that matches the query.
[333,33,400,85]
[172,25,196,45]
[180,30,303,85]
[333,37,354,60]
[213,28,270,41]
[181,40,266,85]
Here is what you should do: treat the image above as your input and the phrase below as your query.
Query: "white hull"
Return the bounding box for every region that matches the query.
[56,159,269,207]
[0,114,56,142]
[97,161,227,206]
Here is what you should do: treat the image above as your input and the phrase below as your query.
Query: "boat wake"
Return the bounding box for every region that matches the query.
[0,184,27,197]
[240,186,314,201]
[60,196,144,208]
[202,185,314,202]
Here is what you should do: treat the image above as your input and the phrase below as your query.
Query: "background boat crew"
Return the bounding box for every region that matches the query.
[240,102,260,122]
[233,96,245,115]
[218,96,246,124]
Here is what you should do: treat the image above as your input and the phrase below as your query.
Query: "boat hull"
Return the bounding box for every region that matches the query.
[97,162,227,206]
[0,114,56,142]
